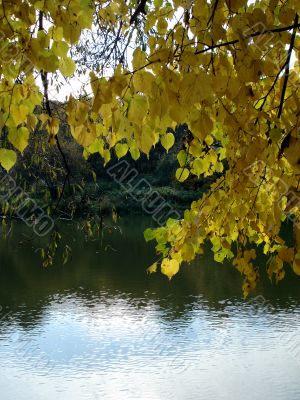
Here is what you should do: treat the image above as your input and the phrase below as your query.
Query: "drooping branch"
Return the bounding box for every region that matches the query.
[254,61,286,124]
[38,11,71,208]
[207,0,219,27]
[2,6,11,34]
[194,20,300,55]
[277,13,299,119]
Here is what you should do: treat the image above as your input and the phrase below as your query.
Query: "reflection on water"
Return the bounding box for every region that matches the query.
[0,217,300,400]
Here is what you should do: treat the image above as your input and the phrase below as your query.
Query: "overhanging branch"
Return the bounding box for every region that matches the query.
[38,11,71,209]
[277,13,299,119]
[194,21,300,55]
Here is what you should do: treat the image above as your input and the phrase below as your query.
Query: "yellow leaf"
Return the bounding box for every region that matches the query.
[8,127,29,153]
[293,254,300,276]
[192,158,209,176]
[169,101,188,123]
[67,99,89,131]
[215,161,223,173]
[133,71,155,95]
[191,111,213,140]
[89,139,104,154]
[175,167,189,182]
[128,95,147,125]
[59,57,76,77]
[132,48,147,70]
[0,149,17,171]
[52,41,69,57]
[157,17,168,34]
[71,125,96,147]
[229,0,247,12]
[269,128,282,142]
[102,149,111,165]
[115,143,128,159]
[129,145,140,160]
[11,104,29,126]
[177,150,188,167]
[147,262,158,274]
[161,132,175,152]
[181,242,195,262]
[39,52,59,72]
[278,247,294,263]
[27,114,38,131]
[48,117,60,135]
[161,258,180,280]
[283,136,300,167]
[38,113,49,125]
[137,126,156,155]
[205,135,214,146]
[179,72,211,105]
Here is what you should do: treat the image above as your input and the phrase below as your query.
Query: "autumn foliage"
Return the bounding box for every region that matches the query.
[1,0,300,295]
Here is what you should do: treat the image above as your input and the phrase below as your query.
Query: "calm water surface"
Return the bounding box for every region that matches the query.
[0,217,300,400]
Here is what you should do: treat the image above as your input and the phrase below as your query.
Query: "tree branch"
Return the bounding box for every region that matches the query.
[130,0,147,25]
[277,13,299,119]
[194,21,300,55]
[38,11,71,209]
[207,0,219,27]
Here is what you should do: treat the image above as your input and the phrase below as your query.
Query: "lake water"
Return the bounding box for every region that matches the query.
[0,217,300,400]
